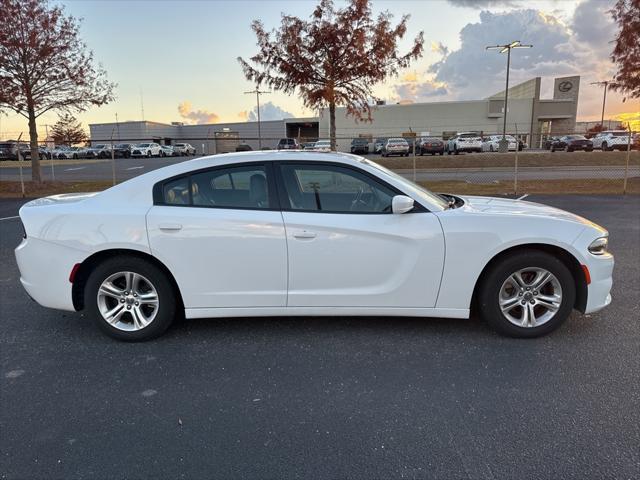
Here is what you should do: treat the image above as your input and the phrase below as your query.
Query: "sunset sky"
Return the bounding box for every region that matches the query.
[1,0,638,138]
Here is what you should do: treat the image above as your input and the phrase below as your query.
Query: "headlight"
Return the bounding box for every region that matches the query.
[588,236,609,255]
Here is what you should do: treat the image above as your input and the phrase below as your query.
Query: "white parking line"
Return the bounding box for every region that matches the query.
[0,216,19,221]
[64,167,86,171]
[126,166,145,171]
[517,194,529,200]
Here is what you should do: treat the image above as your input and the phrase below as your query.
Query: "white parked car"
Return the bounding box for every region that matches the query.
[15,152,613,341]
[85,144,113,159]
[446,132,483,154]
[312,140,331,152]
[160,145,174,157]
[131,143,162,158]
[590,130,631,151]
[381,138,410,157]
[482,135,517,152]
[173,143,196,156]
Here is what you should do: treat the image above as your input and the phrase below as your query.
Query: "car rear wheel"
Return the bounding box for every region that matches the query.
[478,250,575,338]
[602,142,609,151]
[84,256,177,341]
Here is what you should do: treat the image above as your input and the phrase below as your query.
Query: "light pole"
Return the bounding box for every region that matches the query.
[590,81,610,128]
[244,88,269,149]
[486,41,533,152]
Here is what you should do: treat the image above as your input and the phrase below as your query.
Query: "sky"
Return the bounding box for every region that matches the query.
[1,0,638,138]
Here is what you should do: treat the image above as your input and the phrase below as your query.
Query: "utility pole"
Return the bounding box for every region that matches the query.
[40,124,55,181]
[590,81,610,128]
[115,113,121,141]
[486,41,533,152]
[244,88,270,149]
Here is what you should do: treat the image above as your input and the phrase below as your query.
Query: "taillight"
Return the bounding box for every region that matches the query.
[69,263,81,283]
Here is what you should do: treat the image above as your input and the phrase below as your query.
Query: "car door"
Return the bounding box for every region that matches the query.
[275,161,445,308]
[146,162,288,309]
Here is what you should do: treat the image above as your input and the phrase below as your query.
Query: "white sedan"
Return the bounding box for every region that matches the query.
[482,135,518,152]
[312,140,331,152]
[15,151,613,341]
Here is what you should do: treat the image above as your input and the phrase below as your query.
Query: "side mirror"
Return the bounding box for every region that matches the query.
[392,195,414,214]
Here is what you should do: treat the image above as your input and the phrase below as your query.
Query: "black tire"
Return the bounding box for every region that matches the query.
[84,256,177,341]
[454,145,459,155]
[147,151,152,158]
[602,142,609,151]
[477,250,576,338]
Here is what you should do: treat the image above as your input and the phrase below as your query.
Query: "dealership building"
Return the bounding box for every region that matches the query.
[89,75,580,152]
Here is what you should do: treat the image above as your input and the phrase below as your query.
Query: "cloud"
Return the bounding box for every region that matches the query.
[245,102,294,121]
[424,7,617,103]
[394,74,449,102]
[237,110,249,121]
[447,0,521,9]
[177,101,219,124]
[571,0,616,53]
[430,41,449,56]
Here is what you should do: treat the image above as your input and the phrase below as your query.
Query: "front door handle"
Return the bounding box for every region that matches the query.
[158,223,182,231]
[293,230,316,239]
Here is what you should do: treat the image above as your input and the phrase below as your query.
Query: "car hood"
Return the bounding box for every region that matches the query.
[458,195,600,228]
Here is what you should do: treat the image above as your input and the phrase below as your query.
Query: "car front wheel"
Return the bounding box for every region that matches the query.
[84,256,177,341]
[478,250,576,338]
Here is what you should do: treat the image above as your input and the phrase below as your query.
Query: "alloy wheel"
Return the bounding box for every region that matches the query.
[498,267,562,328]
[97,271,159,331]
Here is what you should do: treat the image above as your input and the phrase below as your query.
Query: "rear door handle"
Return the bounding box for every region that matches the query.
[158,223,182,231]
[293,230,316,239]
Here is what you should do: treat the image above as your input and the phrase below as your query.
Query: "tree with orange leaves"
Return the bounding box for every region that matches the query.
[238,0,424,150]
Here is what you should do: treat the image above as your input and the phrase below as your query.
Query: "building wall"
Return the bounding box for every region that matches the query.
[319,99,535,152]
[89,120,287,152]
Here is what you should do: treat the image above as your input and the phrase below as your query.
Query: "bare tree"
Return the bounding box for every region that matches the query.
[238,0,424,150]
[610,0,640,100]
[0,0,115,181]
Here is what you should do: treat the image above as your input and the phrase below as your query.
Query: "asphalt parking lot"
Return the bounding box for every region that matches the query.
[1,195,639,479]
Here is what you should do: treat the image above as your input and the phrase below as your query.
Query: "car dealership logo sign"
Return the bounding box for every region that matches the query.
[558,81,573,92]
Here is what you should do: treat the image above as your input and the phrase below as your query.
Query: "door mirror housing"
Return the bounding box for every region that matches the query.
[392,195,414,214]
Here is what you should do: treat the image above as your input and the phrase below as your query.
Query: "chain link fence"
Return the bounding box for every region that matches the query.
[1,130,638,196]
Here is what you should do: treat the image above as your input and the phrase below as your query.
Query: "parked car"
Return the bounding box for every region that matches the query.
[15,151,613,341]
[277,138,300,150]
[86,144,113,159]
[416,137,445,156]
[313,140,331,152]
[0,142,29,160]
[543,136,561,150]
[19,145,52,160]
[481,135,517,152]
[113,143,134,158]
[235,142,252,152]
[374,138,387,154]
[381,138,409,157]
[173,143,196,156]
[302,142,316,151]
[591,130,632,151]
[446,132,482,154]
[131,143,162,158]
[160,145,175,157]
[550,135,594,152]
[350,138,369,154]
[633,133,640,151]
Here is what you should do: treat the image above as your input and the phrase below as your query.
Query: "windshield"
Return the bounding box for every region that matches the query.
[609,132,628,137]
[94,144,107,148]
[316,141,330,145]
[137,143,151,147]
[361,158,449,210]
